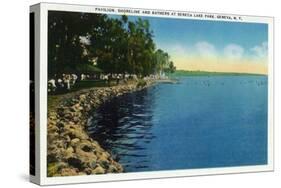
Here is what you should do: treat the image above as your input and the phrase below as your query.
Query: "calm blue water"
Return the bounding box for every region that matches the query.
[88,76,268,172]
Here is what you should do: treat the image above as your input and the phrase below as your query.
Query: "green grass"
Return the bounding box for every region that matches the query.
[47,79,136,112]
[69,80,109,91]
[137,79,147,88]
[49,80,117,95]
[48,80,109,112]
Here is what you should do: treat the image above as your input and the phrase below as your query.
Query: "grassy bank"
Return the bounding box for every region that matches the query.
[48,79,144,113]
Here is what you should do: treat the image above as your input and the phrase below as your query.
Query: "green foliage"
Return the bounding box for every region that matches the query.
[75,64,103,74]
[47,162,60,177]
[136,79,147,88]
[48,12,176,78]
[173,70,265,76]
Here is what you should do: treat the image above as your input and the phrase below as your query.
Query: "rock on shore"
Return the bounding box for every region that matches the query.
[47,81,153,176]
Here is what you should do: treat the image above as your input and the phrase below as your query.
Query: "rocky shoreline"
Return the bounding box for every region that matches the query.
[47,80,155,176]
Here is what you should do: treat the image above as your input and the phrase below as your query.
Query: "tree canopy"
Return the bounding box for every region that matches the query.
[48,11,176,78]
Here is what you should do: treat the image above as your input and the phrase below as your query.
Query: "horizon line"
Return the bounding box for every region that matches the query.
[175,69,268,75]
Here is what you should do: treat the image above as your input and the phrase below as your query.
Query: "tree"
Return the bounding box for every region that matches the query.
[48,11,176,79]
[48,11,108,76]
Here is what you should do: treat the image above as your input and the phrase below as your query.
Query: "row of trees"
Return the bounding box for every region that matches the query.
[48,11,176,78]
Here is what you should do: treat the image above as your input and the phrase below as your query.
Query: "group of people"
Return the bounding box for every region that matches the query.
[48,72,165,93]
[48,74,78,92]
[99,73,139,85]
[143,73,168,81]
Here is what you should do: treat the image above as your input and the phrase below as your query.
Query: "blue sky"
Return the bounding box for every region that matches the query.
[108,14,268,73]
[149,17,267,55]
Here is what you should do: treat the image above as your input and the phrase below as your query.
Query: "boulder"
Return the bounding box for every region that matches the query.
[70,138,80,147]
[92,165,105,174]
[107,165,119,173]
[67,157,83,169]
[75,140,98,168]
[79,94,87,102]
[47,162,68,177]
[63,124,88,140]
[62,146,74,160]
[60,167,79,176]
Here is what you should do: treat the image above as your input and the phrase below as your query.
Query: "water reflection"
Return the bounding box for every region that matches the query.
[88,76,268,172]
[88,87,156,171]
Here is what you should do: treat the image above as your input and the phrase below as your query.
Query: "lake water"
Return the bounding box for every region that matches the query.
[88,75,268,172]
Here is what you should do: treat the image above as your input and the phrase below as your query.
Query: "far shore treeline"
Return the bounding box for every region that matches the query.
[48,11,176,78]
[173,70,267,77]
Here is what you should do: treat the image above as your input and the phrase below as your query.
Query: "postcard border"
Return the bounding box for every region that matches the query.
[34,2,274,185]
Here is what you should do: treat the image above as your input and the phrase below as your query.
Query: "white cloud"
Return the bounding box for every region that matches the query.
[195,41,216,57]
[250,42,268,59]
[223,44,244,59]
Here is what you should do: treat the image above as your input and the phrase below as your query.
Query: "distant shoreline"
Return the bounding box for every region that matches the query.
[173,70,267,77]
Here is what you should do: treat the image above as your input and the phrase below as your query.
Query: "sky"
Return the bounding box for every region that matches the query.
[110,14,268,74]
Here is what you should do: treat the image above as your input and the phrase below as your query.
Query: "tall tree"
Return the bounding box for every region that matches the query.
[48,12,176,79]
